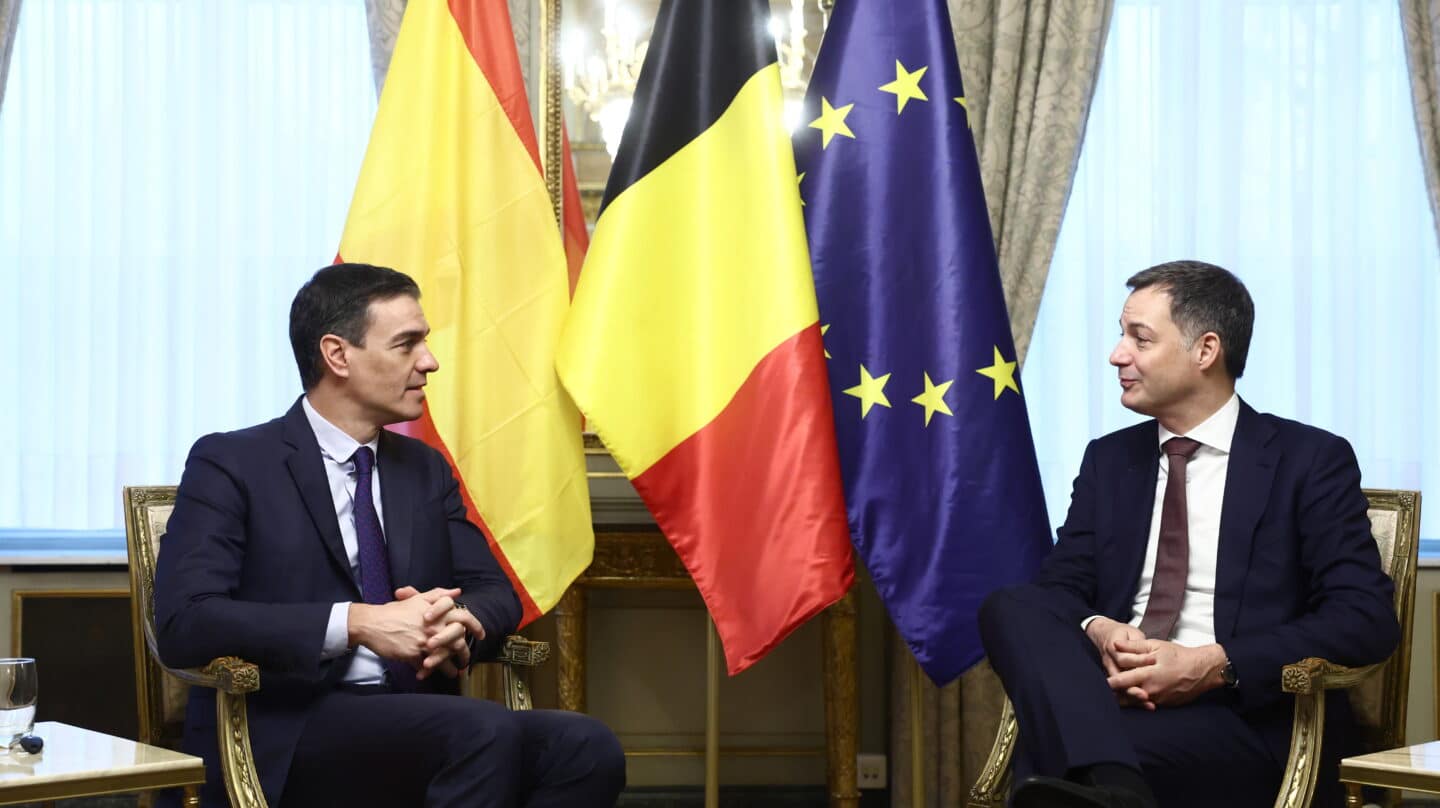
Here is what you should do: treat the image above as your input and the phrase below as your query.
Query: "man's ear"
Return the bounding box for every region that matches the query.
[319,334,351,380]
[1194,332,1223,373]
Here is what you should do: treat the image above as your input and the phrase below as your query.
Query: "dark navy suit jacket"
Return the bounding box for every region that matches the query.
[1034,400,1399,754]
[154,398,523,805]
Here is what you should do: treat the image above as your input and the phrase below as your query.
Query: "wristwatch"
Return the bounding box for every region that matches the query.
[1220,659,1239,688]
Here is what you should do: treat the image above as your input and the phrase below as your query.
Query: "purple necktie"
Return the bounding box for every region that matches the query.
[1137,436,1202,641]
[351,446,415,691]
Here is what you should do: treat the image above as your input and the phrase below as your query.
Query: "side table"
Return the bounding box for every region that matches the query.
[0,721,204,806]
[1340,742,1440,805]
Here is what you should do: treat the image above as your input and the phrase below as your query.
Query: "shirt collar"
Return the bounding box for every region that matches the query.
[301,396,379,467]
[1157,392,1239,455]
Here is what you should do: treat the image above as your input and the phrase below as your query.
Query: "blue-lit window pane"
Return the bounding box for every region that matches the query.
[0,0,377,530]
[1026,0,1440,540]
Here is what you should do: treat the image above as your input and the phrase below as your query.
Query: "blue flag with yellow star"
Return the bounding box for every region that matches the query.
[795,0,1052,685]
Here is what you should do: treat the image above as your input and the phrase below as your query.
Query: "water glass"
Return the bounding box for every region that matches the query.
[0,659,37,749]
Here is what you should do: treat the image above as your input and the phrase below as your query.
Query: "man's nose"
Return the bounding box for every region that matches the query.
[1109,341,1128,367]
[418,347,439,373]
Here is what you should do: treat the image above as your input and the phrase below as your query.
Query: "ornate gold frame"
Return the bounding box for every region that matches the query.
[11,587,129,658]
[538,0,563,227]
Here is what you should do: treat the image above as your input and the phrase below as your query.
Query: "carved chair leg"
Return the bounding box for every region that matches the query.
[1273,692,1325,808]
[216,690,267,808]
[182,784,201,807]
[1343,782,1363,808]
[503,662,535,711]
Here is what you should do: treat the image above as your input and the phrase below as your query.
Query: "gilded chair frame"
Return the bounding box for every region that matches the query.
[125,485,551,808]
[966,488,1421,808]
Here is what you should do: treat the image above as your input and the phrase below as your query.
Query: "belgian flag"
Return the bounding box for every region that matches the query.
[556,0,854,674]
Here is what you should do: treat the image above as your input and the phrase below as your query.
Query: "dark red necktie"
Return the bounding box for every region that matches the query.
[1138,436,1202,641]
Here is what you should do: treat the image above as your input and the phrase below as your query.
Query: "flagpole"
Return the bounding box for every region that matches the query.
[912,655,926,807]
[706,617,721,808]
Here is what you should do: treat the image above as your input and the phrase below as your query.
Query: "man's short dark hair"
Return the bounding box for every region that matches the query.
[1126,260,1254,380]
[289,263,421,390]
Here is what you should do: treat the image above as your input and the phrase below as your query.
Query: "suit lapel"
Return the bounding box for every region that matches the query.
[282,400,361,597]
[1213,401,1278,639]
[378,430,415,587]
[1115,424,1161,610]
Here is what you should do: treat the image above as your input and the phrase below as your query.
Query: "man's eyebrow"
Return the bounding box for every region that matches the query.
[389,327,429,345]
[1121,319,1153,333]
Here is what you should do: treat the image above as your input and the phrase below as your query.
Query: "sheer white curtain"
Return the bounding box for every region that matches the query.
[1025,0,1440,539]
[0,0,376,530]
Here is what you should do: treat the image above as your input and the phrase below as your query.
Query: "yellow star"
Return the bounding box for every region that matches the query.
[910,373,954,426]
[820,322,830,358]
[955,95,970,128]
[879,60,929,113]
[843,364,892,418]
[809,97,856,148]
[975,346,1020,399]
[797,172,806,207]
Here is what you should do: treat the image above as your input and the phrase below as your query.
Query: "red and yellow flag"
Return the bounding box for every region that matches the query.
[338,0,592,624]
[555,0,854,674]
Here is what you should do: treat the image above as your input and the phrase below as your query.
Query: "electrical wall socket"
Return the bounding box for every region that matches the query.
[857,753,887,789]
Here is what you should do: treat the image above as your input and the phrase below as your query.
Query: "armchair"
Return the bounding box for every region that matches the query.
[967,488,1421,808]
[124,485,551,808]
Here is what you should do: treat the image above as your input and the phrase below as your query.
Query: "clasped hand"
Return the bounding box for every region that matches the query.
[349,586,487,680]
[1084,617,1226,710]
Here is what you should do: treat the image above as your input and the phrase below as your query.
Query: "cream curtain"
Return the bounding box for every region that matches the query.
[0,0,21,114]
[364,0,406,96]
[954,0,1114,365]
[1402,0,1440,251]
[889,1,1113,804]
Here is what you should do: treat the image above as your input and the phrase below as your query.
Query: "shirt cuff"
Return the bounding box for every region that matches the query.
[322,602,352,660]
[1080,614,1101,632]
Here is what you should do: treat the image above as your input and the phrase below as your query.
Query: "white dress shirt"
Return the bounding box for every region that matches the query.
[1081,393,1240,647]
[1126,393,1240,647]
[303,396,388,684]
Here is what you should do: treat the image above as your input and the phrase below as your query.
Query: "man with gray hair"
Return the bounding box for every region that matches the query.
[980,261,1398,808]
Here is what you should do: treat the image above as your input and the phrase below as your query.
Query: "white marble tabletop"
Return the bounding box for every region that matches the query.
[1340,741,1440,792]
[0,721,204,803]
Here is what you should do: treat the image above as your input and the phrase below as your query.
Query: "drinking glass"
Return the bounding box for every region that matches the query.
[0,659,37,750]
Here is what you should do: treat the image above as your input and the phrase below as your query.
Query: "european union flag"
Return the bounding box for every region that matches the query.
[795,0,1052,685]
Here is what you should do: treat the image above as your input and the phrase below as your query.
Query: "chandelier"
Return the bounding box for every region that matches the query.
[563,0,816,156]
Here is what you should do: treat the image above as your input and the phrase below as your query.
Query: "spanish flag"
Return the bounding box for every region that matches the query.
[556,0,854,674]
[338,0,593,625]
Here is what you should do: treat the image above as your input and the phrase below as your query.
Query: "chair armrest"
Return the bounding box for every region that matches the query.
[1280,657,1382,696]
[141,616,260,694]
[496,635,550,667]
[160,657,261,695]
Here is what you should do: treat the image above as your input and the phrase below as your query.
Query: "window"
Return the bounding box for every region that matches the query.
[1025,0,1440,540]
[0,0,376,531]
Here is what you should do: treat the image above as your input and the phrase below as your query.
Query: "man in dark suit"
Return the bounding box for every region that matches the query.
[154,264,625,807]
[979,261,1398,808]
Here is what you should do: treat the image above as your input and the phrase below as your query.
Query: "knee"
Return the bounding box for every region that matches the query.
[557,713,626,796]
[978,586,1027,642]
[448,701,525,762]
